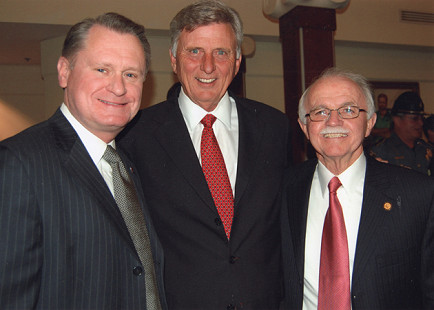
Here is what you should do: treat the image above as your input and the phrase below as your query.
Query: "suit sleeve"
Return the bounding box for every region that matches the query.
[422,181,434,308]
[0,145,42,309]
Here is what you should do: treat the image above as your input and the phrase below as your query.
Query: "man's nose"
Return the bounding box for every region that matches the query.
[200,52,216,74]
[107,73,127,96]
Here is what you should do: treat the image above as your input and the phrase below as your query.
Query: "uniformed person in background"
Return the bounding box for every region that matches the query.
[424,115,434,177]
[424,115,434,146]
[370,91,433,176]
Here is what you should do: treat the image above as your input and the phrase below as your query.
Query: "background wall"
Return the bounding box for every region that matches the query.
[0,0,433,140]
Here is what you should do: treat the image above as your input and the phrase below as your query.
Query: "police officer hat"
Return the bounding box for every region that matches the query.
[391,91,425,115]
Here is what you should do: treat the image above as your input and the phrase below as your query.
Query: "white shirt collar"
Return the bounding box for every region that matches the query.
[60,103,115,166]
[316,153,367,198]
[178,87,233,131]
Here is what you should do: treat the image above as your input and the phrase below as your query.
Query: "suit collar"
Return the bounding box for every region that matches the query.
[153,99,217,211]
[49,109,136,252]
[60,103,110,165]
[178,89,233,130]
[352,156,395,283]
[287,159,317,281]
[151,95,264,212]
[233,97,263,206]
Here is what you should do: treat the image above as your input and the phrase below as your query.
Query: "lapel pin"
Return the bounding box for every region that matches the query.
[383,202,392,211]
[129,167,134,173]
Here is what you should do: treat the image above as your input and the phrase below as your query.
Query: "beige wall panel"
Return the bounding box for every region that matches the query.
[1,0,432,47]
[335,0,434,47]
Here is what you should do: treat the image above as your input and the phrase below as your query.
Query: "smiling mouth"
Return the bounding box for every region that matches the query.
[323,133,348,138]
[99,99,126,106]
[196,78,216,83]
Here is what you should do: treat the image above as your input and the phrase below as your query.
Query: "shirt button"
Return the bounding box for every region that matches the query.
[229,256,239,264]
[133,266,143,276]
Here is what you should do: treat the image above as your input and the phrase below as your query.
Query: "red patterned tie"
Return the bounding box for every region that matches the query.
[201,114,234,239]
[318,177,351,310]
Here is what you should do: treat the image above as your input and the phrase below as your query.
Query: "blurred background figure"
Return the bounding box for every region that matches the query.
[370,93,391,143]
[370,91,432,175]
[424,115,434,146]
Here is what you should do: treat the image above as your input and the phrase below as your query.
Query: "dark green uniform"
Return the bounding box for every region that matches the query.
[370,133,433,175]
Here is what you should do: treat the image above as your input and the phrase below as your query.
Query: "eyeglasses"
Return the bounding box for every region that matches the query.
[305,106,367,122]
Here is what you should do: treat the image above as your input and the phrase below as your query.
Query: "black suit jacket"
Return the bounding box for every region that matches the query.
[0,109,167,310]
[118,94,291,309]
[281,156,434,310]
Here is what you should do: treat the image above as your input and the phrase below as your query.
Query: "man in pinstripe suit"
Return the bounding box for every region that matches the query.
[0,13,167,309]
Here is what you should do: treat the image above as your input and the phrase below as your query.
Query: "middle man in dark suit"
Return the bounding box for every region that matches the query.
[119,0,291,309]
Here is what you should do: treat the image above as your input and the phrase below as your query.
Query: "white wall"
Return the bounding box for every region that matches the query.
[0,65,42,139]
[335,42,434,113]
[1,0,433,48]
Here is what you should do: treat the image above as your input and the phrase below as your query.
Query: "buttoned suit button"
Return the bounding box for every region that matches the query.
[215,218,222,226]
[229,256,239,264]
[133,266,143,276]
[227,304,235,310]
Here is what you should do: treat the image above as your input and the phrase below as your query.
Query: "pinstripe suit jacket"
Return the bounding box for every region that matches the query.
[281,156,434,310]
[0,109,167,310]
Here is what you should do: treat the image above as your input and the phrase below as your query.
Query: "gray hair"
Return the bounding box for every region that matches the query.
[298,67,375,124]
[62,12,151,74]
[170,0,243,59]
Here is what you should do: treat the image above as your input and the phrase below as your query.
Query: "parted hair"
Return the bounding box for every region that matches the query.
[170,0,243,59]
[62,12,151,74]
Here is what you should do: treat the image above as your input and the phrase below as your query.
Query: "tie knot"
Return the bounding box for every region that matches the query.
[201,114,217,128]
[102,145,121,165]
[328,176,342,193]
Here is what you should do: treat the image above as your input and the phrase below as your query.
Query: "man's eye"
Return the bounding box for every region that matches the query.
[342,107,356,114]
[314,109,328,116]
[125,73,136,78]
[190,48,200,54]
[96,68,106,73]
[216,50,226,56]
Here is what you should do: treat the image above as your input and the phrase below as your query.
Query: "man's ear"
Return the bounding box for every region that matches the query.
[57,56,71,89]
[169,49,177,74]
[233,55,242,77]
[365,112,377,137]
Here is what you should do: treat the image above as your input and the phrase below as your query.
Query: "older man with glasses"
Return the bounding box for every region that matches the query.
[281,68,434,310]
[370,91,433,175]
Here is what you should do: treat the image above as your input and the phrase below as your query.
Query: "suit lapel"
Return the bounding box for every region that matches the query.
[50,109,135,250]
[153,99,216,211]
[152,96,264,213]
[289,160,317,281]
[233,98,263,207]
[352,157,395,285]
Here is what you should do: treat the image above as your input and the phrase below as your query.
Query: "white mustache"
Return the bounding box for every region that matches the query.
[320,127,349,135]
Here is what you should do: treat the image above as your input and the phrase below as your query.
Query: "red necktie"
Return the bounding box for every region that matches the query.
[318,177,351,310]
[201,114,234,239]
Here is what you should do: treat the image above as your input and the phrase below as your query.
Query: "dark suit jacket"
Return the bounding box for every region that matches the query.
[281,156,434,310]
[0,109,167,310]
[118,93,291,309]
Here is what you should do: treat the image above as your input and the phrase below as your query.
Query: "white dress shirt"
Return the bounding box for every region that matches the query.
[303,154,367,310]
[60,103,116,196]
[178,88,239,195]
